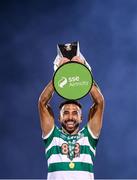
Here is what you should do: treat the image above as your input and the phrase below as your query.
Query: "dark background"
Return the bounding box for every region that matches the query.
[0,0,137,178]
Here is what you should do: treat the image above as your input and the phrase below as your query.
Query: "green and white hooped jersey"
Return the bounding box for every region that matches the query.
[43,125,98,180]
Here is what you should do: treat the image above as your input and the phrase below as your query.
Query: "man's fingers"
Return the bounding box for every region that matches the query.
[58,56,85,68]
[58,57,70,66]
[71,56,84,64]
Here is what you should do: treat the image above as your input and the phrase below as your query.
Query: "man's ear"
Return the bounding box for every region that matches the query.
[80,115,82,123]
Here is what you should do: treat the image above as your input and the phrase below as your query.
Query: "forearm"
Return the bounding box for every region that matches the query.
[39,80,54,106]
[38,81,55,135]
[88,82,104,135]
[90,82,104,106]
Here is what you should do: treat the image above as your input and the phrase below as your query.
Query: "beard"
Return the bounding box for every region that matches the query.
[61,119,80,134]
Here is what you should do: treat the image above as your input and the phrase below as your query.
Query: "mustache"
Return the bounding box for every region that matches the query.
[64,119,76,123]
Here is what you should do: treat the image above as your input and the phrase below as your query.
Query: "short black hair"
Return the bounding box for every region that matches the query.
[59,100,82,110]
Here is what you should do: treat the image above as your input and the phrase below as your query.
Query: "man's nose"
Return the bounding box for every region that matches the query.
[68,113,73,119]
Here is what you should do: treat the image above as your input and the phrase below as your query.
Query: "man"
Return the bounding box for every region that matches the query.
[38,55,104,180]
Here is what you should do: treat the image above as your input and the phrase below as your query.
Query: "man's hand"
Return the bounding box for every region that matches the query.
[71,56,84,64]
[58,56,84,66]
[56,56,85,71]
[58,57,70,67]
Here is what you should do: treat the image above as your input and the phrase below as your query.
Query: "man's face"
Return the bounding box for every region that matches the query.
[59,104,82,134]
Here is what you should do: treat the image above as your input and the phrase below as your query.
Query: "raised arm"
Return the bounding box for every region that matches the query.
[88,82,105,138]
[38,80,54,137]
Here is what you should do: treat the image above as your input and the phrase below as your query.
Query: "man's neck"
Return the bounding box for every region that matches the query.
[62,127,79,135]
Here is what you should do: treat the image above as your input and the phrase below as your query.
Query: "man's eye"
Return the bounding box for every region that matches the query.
[63,111,69,115]
[73,111,78,115]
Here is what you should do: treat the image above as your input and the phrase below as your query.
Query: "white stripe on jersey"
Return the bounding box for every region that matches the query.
[47,154,93,166]
[46,137,66,153]
[47,170,94,180]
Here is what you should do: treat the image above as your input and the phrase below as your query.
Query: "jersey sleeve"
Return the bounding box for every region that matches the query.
[42,126,57,148]
[82,125,99,149]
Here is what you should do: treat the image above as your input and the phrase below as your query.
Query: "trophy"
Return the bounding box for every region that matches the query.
[57,41,78,60]
[53,41,93,100]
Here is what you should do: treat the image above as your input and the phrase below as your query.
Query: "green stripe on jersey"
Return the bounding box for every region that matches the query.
[48,162,93,172]
[43,125,98,151]
[46,146,61,159]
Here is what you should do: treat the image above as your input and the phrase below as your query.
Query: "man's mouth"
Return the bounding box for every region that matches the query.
[65,120,76,128]
[61,119,80,134]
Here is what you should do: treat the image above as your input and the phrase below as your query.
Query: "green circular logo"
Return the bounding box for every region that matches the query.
[53,62,93,100]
